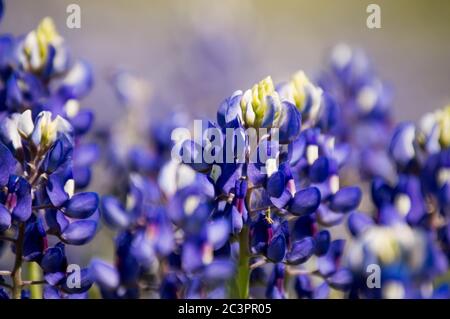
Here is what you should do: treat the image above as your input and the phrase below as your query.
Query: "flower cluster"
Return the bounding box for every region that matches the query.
[0,12,99,299]
[0,4,449,300]
[319,44,394,181]
[346,105,450,298]
[94,69,364,299]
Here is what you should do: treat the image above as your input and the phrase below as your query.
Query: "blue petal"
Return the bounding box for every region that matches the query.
[22,217,46,261]
[329,186,362,212]
[71,110,94,136]
[89,258,120,291]
[389,122,416,166]
[288,187,321,216]
[64,192,99,219]
[292,215,315,240]
[314,230,330,256]
[316,205,345,226]
[60,220,97,245]
[278,101,301,144]
[182,240,204,272]
[45,209,69,234]
[217,91,242,128]
[73,143,99,167]
[207,219,230,249]
[40,242,67,274]
[288,135,306,167]
[327,268,353,290]
[43,135,73,173]
[295,275,313,298]
[46,170,71,207]
[347,212,374,237]
[286,237,315,265]
[72,166,91,189]
[43,285,61,299]
[313,282,330,299]
[9,176,32,222]
[58,61,93,100]
[61,268,93,294]
[0,142,16,186]
[267,171,285,198]
[318,240,345,276]
[100,196,130,229]
[309,157,333,183]
[203,259,236,281]
[130,231,155,265]
[267,232,286,262]
[180,139,211,172]
[371,177,394,208]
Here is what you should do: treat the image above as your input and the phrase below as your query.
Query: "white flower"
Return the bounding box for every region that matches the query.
[17,110,34,137]
[31,111,72,149]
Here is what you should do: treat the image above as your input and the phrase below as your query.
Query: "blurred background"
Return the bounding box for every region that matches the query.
[2,0,449,125]
[1,0,449,269]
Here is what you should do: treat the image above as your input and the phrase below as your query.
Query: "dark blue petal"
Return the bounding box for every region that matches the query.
[40,242,67,274]
[347,212,374,237]
[316,205,345,226]
[329,186,362,212]
[0,287,9,299]
[309,157,332,183]
[160,273,181,299]
[71,110,94,135]
[327,268,353,290]
[292,215,315,240]
[267,171,285,198]
[9,176,32,222]
[44,272,65,286]
[314,230,330,256]
[45,209,69,234]
[288,135,306,167]
[46,171,70,207]
[22,217,46,261]
[286,237,315,265]
[61,268,93,294]
[371,177,394,208]
[318,240,345,276]
[288,187,321,216]
[100,196,130,229]
[0,142,16,186]
[267,232,286,262]
[295,275,313,298]
[72,166,91,189]
[278,101,301,144]
[89,259,119,291]
[64,192,99,219]
[60,220,97,245]
[42,135,73,174]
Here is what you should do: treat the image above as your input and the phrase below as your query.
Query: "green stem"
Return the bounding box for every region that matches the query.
[229,226,251,298]
[28,262,43,299]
